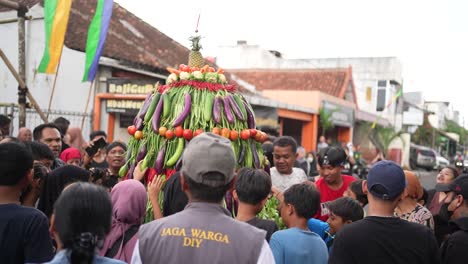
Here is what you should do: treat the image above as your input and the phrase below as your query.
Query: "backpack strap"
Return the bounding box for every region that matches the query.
[105,225,139,258]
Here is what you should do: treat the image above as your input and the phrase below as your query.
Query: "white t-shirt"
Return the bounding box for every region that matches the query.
[270,167,308,192]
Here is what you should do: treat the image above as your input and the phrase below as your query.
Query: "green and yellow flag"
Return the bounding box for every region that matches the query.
[37,0,72,74]
[371,88,403,129]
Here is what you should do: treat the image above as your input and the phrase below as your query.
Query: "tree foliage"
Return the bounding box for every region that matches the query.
[412,114,435,146]
[369,126,403,159]
[445,118,468,145]
[319,107,335,137]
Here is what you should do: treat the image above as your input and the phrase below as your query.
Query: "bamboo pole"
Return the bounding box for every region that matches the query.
[0,0,19,10]
[81,80,95,131]
[0,48,48,123]
[17,6,27,127]
[46,49,64,119]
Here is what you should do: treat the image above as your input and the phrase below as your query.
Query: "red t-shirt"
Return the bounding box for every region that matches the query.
[314,175,356,221]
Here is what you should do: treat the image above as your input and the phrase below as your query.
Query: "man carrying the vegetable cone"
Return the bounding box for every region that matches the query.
[131,133,274,264]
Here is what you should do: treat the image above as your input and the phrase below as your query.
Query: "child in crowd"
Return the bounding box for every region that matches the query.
[59,147,82,167]
[270,184,328,264]
[233,168,278,242]
[343,179,369,214]
[326,197,364,249]
[307,197,364,251]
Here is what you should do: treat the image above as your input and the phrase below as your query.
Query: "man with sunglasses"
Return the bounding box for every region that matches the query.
[436,175,468,263]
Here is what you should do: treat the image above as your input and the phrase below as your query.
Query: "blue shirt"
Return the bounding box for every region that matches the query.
[270,227,328,264]
[45,250,125,264]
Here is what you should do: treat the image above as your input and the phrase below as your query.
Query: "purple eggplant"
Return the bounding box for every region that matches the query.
[251,142,260,169]
[238,142,246,165]
[213,96,223,124]
[136,144,147,162]
[172,93,192,127]
[125,147,133,161]
[154,144,166,174]
[134,117,144,130]
[223,96,235,124]
[227,95,245,121]
[243,101,256,129]
[138,93,154,118]
[152,95,164,132]
[127,161,136,179]
[264,162,271,175]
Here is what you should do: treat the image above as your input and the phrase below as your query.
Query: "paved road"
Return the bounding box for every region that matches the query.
[413,169,438,190]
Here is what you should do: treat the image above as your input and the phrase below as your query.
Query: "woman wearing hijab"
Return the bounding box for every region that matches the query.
[46,182,124,264]
[395,170,434,232]
[37,165,90,218]
[99,180,147,262]
[59,148,82,167]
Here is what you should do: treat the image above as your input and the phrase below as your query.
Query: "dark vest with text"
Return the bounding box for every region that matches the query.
[138,202,266,264]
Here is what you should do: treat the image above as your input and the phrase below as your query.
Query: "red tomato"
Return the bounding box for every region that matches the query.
[134,130,143,140]
[179,64,186,71]
[240,129,250,140]
[165,130,175,140]
[181,65,190,72]
[212,127,221,135]
[194,129,204,137]
[254,131,263,142]
[175,126,184,137]
[183,129,193,140]
[159,126,167,137]
[191,66,200,72]
[229,130,239,141]
[260,132,268,143]
[249,129,257,138]
[146,168,157,183]
[208,67,215,72]
[221,128,230,139]
[127,125,137,135]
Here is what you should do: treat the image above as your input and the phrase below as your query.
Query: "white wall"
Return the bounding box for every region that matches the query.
[425,102,449,129]
[0,6,93,129]
[216,44,402,127]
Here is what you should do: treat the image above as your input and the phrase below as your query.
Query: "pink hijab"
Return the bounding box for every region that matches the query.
[100,179,147,262]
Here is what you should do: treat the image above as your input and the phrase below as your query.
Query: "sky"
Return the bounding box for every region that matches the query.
[116,0,468,127]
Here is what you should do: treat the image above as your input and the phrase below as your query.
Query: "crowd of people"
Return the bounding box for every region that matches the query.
[1,113,467,264]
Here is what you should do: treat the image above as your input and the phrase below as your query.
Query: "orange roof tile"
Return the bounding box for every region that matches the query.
[230,68,353,98]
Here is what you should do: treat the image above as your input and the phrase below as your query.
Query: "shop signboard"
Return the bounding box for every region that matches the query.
[322,101,354,127]
[105,78,157,113]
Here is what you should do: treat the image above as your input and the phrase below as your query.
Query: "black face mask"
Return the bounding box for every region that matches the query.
[439,201,454,222]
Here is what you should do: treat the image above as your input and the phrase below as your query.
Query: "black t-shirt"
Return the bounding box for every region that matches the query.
[89,159,109,170]
[0,204,54,263]
[246,217,278,242]
[440,217,468,264]
[329,216,440,264]
[163,172,188,216]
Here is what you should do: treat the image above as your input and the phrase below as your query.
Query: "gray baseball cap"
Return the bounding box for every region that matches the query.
[181,132,236,187]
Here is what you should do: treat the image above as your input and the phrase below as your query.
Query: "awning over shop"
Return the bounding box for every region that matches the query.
[242,94,316,128]
[437,129,459,142]
[355,109,391,127]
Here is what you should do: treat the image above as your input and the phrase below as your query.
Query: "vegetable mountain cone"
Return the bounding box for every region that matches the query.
[124,38,266,179]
